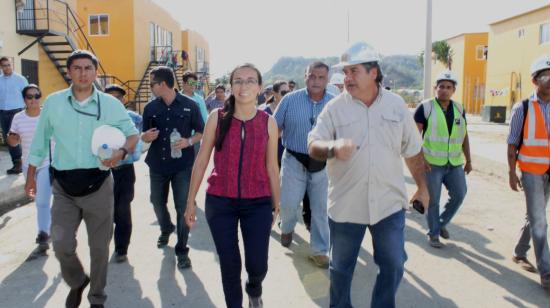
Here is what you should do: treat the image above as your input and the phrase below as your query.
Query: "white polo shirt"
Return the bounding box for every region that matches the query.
[308,89,422,225]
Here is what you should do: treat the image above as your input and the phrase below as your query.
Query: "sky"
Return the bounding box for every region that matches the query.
[153,0,549,79]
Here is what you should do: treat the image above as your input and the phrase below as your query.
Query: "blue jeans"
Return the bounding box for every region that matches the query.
[520,172,550,277]
[514,213,531,258]
[205,194,272,308]
[0,109,22,163]
[279,150,329,255]
[426,164,467,237]
[149,167,191,256]
[329,210,407,308]
[23,164,52,234]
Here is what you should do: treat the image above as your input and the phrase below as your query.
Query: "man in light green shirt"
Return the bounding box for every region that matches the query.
[25,50,138,308]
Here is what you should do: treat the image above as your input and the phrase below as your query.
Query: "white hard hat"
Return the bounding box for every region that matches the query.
[333,41,381,69]
[326,84,341,96]
[330,73,345,85]
[530,54,550,77]
[435,70,458,86]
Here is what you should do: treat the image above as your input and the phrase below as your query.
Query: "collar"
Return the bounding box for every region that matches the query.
[534,92,550,104]
[304,88,331,103]
[67,85,99,105]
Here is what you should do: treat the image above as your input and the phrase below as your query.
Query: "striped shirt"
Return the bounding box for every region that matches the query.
[10,111,49,168]
[274,88,334,154]
[507,94,550,146]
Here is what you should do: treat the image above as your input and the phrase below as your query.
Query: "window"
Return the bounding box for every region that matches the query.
[475,45,487,60]
[89,14,109,35]
[518,28,525,38]
[541,23,550,44]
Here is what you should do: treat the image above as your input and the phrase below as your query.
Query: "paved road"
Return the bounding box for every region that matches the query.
[1,154,549,307]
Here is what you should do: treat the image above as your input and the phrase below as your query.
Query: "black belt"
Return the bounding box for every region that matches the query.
[112,163,134,171]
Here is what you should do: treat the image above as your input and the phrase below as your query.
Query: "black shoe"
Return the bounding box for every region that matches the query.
[35,231,50,251]
[428,236,444,248]
[177,255,191,269]
[439,227,450,239]
[6,161,22,175]
[65,276,90,308]
[157,232,171,248]
[115,253,127,263]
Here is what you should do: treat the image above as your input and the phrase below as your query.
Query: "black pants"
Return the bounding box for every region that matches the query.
[205,194,272,308]
[112,164,135,255]
[0,109,22,163]
[302,193,311,229]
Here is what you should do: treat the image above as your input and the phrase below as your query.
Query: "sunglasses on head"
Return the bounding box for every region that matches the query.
[25,94,41,100]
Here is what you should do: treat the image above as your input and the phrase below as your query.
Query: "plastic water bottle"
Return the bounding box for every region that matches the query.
[170,128,182,158]
[98,144,113,170]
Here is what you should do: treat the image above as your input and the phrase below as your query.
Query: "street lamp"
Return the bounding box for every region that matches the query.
[423,0,433,99]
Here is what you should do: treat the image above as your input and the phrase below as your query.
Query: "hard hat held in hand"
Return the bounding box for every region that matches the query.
[91,125,126,155]
[333,41,381,69]
[435,70,458,86]
[530,54,550,78]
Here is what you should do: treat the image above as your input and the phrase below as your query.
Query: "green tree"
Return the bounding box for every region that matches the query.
[419,40,454,70]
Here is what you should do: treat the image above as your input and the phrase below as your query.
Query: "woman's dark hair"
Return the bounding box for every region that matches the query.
[265,80,287,104]
[21,84,41,98]
[215,63,262,151]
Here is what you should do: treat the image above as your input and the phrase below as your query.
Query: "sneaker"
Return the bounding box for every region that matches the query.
[281,232,293,248]
[512,256,537,273]
[309,255,330,268]
[439,226,450,239]
[65,276,90,308]
[157,227,174,248]
[6,161,22,175]
[35,231,50,251]
[428,236,444,248]
[542,275,550,289]
[249,295,263,308]
[115,253,127,263]
[177,255,191,269]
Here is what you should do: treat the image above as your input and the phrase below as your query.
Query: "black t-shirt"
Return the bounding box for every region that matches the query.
[414,100,466,136]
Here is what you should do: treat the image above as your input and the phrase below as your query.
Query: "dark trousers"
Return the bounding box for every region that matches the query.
[149,167,192,256]
[205,194,272,308]
[112,164,135,255]
[302,193,311,228]
[0,109,22,163]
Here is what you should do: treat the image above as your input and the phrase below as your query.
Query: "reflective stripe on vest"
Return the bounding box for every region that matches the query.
[423,99,466,166]
[517,99,550,174]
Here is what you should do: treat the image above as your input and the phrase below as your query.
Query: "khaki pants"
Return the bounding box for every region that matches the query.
[51,176,114,305]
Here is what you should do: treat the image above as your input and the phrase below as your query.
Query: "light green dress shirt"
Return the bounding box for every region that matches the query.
[28,86,138,170]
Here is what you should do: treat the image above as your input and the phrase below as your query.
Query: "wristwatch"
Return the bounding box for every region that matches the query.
[118,147,129,160]
[327,141,335,159]
[188,138,194,146]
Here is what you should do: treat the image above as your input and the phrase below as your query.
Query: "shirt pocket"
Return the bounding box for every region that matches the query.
[175,112,192,137]
[334,115,363,146]
[379,111,403,152]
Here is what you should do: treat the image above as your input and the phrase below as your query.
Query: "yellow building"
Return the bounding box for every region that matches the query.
[485,5,550,113]
[431,33,488,115]
[182,29,211,94]
[7,0,210,112]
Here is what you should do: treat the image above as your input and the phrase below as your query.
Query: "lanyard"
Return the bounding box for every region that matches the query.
[68,95,101,120]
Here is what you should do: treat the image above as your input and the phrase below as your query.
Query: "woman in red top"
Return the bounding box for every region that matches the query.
[185,63,280,308]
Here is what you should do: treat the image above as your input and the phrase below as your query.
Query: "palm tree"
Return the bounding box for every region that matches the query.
[418,40,454,70]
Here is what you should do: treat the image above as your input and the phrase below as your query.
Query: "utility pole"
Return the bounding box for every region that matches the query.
[423,0,433,99]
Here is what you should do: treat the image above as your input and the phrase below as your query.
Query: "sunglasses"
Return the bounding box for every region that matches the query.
[25,94,41,100]
[187,80,197,86]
